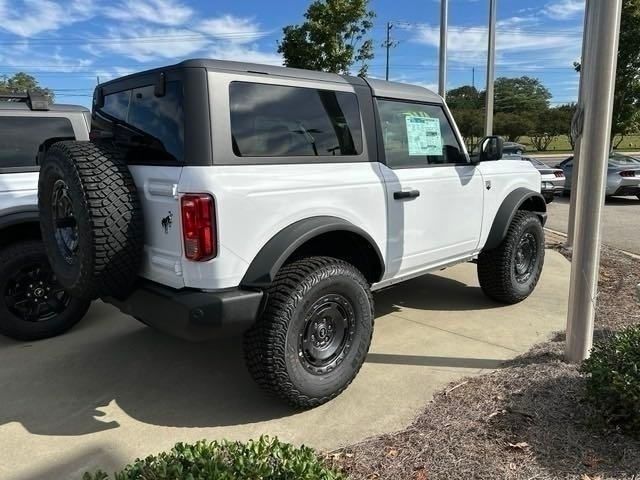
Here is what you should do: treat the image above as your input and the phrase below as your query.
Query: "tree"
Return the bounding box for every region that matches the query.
[0,72,54,101]
[529,108,567,151]
[555,103,577,149]
[574,0,640,143]
[278,0,375,76]
[494,76,551,114]
[450,108,484,153]
[494,112,534,142]
[446,85,482,111]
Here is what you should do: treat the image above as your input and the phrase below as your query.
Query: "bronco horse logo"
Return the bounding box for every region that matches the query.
[161,211,173,234]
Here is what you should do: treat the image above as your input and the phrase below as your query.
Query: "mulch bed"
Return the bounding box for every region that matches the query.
[329,242,640,480]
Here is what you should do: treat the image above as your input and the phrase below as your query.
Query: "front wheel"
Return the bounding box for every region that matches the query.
[0,241,91,341]
[477,211,545,304]
[244,257,374,408]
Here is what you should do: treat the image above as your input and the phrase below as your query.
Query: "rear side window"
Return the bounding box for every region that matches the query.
[102,90,130,121]
[95,81,184,163]
[0,116,75,169]
[229,82,362,158]
[376,99,467,168]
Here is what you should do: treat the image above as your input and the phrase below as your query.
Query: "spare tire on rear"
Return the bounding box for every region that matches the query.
[38,141,144,300]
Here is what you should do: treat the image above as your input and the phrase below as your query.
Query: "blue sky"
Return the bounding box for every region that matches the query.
[0,0,584,108]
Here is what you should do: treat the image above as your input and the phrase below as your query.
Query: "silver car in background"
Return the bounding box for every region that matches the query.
[557,152,640,200]
[503,154,565,203]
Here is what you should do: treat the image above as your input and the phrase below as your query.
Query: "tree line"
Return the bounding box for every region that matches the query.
[446,78,578,153]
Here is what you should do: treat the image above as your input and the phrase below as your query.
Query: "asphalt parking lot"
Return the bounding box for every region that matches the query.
[0,251,569,480]
[546,195,640,255]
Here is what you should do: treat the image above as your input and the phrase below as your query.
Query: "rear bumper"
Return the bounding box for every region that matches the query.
[104,281,264,341]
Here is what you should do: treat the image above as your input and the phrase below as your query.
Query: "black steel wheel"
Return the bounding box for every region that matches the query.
[0,241,91,341]
[298,293,356,375]
[244,256,374,408]
[514,232,538,284]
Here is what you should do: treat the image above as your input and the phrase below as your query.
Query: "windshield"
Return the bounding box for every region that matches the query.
[609,152,640,165]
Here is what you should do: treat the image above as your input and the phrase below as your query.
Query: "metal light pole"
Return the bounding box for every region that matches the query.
[565,0,622,362]
[385,22,393,81]
[566,1,592,248]
[438,0,449,98]
[484,0,497,136]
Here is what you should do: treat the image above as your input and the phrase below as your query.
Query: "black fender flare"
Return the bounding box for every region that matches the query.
[483,188,547,250]
[240,216,384,289]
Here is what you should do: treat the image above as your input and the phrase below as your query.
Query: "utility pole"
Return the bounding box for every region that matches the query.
[565,1,592,248]
[438,0,449,98]
[565,0,622,362]
[472,67,475,89]
[484,0,497,136]
[385,22,393,81]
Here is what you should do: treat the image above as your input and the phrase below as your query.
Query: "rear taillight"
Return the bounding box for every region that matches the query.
[181,194,216,261]
[554,171,564,178]
[620,170,636,178]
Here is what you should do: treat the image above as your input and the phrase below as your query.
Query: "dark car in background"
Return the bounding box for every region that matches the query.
[503,141,527,155]
[557,152,640,200]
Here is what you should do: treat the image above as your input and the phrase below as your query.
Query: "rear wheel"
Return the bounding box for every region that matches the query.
[0,241,90,341]
[477,211,545,304]
[244,257,374,408]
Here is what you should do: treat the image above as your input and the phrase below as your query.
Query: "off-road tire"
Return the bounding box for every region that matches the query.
[38,141,144,300]
[0,241,91,341]
[477,211,545,304]
[244,256,374,408]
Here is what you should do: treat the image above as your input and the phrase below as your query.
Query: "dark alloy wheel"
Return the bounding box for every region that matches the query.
[5,261,70,323]
[244,256,374,408]
[0,241,91,341]
[477,211,545,304]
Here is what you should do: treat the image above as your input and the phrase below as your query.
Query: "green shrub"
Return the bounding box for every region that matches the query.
[83,436,346,480]
[580,325,640,436]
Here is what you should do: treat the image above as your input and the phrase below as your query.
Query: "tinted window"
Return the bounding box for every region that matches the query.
[128,82,184,163]
[94,81,184,164]
[376,99,466,168]
[102,90,130,121]
[0,116,75,168]
[230,82,362,157]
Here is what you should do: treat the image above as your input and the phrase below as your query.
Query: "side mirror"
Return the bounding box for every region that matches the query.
[478,136,504,162]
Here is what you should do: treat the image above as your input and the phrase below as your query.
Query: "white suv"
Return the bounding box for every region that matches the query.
[0,92,91,340]
[36,60,546,407]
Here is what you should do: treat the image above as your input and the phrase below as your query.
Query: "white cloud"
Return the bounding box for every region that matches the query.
[207,43,282,66]
[87,26,209,62]
[0,0,95,36]
[542,0,585,20]
[103,0,193,26]
[196,15,269,44]
[412,21,581,68]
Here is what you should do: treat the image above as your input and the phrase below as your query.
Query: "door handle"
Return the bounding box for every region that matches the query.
[394,189,420,200]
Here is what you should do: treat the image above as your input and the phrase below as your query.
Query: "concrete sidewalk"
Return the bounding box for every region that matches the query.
[0,250,570,480]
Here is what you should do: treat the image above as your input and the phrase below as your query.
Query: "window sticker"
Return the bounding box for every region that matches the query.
[405,115,443,156]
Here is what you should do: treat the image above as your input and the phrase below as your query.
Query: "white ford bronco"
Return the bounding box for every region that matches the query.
[37,59,546,407]
[0,92,91,340]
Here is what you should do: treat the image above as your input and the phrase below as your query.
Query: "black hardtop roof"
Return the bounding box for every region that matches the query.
[97,58,443,103]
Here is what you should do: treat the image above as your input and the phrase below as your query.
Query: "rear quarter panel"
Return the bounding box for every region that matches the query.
[178,163,387,290]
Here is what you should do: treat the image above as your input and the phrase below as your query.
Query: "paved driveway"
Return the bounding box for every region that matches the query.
[0,251,570,480]
[546,195,640,254]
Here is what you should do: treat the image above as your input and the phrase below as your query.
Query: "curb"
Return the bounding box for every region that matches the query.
[544,227,640,260]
